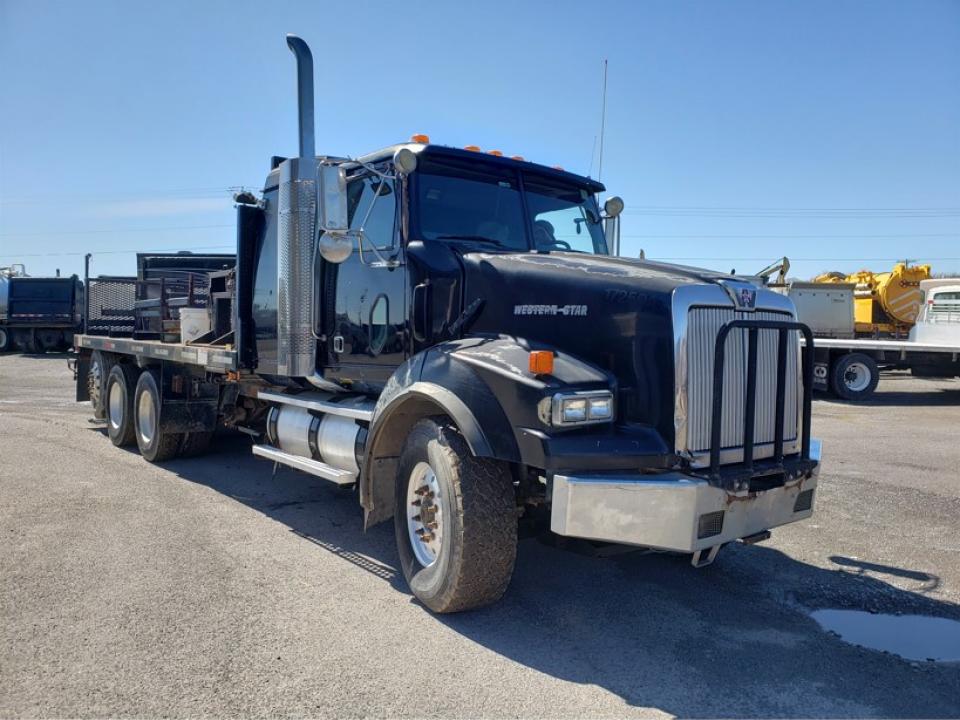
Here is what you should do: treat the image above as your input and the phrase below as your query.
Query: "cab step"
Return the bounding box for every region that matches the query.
[252,444,356,485]
[257,390,374,422]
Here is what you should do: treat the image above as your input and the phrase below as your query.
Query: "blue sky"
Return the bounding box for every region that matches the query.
[1,0,958,280]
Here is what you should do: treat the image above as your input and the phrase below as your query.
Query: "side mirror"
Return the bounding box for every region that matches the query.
[319,164,349,233]
[318,164,351,264]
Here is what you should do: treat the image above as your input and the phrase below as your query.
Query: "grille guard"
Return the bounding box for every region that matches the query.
[700,318,815,491]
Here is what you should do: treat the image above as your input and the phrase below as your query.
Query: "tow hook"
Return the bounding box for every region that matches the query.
[691,545,721,568]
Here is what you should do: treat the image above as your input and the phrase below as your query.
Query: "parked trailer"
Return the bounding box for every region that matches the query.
[772,280,960,400]
[70,35,822,613]
[807,337,960,400]
[0,265,82,353]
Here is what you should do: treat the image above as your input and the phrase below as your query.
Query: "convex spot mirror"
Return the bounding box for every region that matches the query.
[603,196,624,218]
[393,147,418,175]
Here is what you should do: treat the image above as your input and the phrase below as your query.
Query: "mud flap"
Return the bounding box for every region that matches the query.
[159,400,218,433]
[74,352,91,402]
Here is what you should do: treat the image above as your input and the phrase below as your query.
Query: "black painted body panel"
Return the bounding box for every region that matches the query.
[460,252,717,446]
[252,187,280,374]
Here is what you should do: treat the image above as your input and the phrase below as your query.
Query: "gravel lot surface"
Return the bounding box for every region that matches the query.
[1,353,959,718]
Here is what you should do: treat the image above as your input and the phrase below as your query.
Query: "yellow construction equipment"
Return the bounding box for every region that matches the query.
[813,262,931,336]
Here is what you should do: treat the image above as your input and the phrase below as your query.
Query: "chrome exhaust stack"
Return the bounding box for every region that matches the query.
[276,34,318,377]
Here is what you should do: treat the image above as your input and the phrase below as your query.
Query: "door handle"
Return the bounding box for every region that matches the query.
[412,282,431,343]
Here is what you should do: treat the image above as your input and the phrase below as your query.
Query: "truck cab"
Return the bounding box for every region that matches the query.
[911,280,960,345]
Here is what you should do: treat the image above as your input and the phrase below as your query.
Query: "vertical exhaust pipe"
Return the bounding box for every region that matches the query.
[286,35,315,161]
[276,34,319,378]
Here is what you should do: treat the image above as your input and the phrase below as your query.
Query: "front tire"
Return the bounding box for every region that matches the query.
[105,363,139,447]
[134,369,182,462]
[830,352,879,401]
[394,417,517,614]
[0,327,10,353]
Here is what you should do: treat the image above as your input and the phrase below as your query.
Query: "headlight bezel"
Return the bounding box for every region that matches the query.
[550,390,615,427]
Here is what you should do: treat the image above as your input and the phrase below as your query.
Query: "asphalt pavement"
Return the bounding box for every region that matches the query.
[1,352,959,718]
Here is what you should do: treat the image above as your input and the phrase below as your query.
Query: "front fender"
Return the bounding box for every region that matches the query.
[360,336,613,526]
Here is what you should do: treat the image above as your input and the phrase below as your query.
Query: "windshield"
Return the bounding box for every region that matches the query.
[415,157,608,254]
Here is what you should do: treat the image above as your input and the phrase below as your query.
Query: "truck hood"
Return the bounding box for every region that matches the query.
[461,251,729,441]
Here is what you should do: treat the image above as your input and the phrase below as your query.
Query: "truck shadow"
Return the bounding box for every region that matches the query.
[167,434,960,718]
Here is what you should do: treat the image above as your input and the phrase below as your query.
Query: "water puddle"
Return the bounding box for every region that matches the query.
[812,609,960,662]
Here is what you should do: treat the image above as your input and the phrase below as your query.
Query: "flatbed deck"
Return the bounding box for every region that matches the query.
[803,336,960,361]
[76,334,238,372]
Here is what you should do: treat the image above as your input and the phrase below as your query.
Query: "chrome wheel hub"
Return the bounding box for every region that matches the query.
[406,461,443,567]
[137,390,156,444]
[108,381,123,430]
[844,362,870,392]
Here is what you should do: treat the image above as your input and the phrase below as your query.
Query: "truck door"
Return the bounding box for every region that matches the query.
[325,169,406,390]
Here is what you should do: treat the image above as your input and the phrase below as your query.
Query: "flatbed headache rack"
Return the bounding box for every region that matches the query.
[78,252,238,372]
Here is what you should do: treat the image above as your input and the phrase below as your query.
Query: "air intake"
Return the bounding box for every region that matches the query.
[697,511,725,539]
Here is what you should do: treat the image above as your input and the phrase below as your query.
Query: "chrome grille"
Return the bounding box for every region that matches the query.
[685,307,800,458]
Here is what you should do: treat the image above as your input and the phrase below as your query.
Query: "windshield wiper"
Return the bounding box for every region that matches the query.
[433,234,511,249]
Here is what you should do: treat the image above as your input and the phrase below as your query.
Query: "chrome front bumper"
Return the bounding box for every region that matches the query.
[550,440,821,553]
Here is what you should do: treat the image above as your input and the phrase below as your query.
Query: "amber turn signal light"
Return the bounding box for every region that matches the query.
[529,350,555,375]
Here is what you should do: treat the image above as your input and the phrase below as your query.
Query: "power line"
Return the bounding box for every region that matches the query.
[621,206,960,219]
[622,232,958,239]
[624,205,960,211]
[2,243,236,258]
[0,186,258,205]
[0,223,234,238]
[652,256,960,262]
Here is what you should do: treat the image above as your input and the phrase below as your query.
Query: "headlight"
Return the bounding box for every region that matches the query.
[551,391,614,426]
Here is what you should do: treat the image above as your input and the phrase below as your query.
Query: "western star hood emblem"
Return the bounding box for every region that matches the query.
[514,304,588,317]
[718,279,758,311]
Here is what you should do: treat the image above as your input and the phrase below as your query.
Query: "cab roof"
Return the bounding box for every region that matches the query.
[356,142,606,194]
[264,142,606,194]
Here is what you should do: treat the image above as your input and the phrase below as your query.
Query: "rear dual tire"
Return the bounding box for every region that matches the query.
[134,369,182,462]
[106,363,139,447]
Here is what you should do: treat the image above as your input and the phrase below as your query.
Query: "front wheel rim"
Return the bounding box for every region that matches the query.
[406,461,443,568]
[844,362,871,392]
[137,390,156,445]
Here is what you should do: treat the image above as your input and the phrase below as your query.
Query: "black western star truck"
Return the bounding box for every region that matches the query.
[70,35,822,613]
